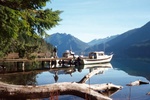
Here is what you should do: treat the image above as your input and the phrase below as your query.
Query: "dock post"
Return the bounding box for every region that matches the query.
[50,60,52,68]
[51,60,57,68]
[41,61,45,69]
[17,62,19,71]
[54,60,57,67]
[47,61,50,68]
[22,62,25,71]
[62,60,65,66]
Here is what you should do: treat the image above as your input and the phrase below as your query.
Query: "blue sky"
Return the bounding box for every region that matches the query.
[46,0,150,42]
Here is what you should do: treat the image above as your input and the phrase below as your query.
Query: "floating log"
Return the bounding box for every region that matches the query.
[126,80,149,86]
[90,83,123,91]
[0,81,123,100]
[146,92,150,95]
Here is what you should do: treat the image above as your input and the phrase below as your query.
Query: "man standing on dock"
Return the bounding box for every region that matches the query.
[53,46,58,58]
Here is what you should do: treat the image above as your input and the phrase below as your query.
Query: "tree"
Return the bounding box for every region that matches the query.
[0,0,62,57]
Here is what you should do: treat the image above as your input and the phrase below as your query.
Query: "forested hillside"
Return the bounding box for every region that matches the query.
[88,35,118,46]
[106,21,150,58]
[85,21,150,58]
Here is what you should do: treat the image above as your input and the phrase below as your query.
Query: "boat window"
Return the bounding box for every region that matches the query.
[94,53,97,59]
[89,53,95,59]
[98,53,104,56]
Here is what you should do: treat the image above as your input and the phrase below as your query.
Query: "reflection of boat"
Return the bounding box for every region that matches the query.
[49,66,75,75]
[49,66,76,82]
[81,51,113,65]
[83,63,112,69]
[83,63,113,74]
[78,63,113,83]
[75,63,113,73]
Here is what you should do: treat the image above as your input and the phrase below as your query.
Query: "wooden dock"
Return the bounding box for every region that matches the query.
[0,57,73,62]
[0,57,76,71]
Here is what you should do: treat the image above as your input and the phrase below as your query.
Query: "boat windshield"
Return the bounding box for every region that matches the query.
[98,52,104,56]
[89,52,105,59]
[89,52,97,59]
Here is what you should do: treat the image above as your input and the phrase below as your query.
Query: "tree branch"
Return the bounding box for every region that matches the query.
[0,81,123,100]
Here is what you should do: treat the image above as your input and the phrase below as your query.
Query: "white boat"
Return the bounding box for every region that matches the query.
[62,50,79,58]
[81,51,113,65]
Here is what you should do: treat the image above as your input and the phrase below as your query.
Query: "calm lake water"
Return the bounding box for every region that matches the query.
[1,58,150,100]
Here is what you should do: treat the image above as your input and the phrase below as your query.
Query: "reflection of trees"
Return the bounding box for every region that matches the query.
[0,72,37,85]
[0,61,46,73]
[0,61,51,85]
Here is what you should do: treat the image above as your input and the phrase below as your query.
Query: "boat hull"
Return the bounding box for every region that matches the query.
[81,54,113,65]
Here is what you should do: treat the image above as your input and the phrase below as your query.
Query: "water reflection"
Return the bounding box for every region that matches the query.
[49,66,76,83]
[78,63,112,83]
[1,59,150,85]
[0,70,46,85]
[49,63,112,83]
[112,58,150,81]
[0,63,112,85]
[0,61,50,73]
[83,63,112,73]
[1,59,150,100]
[0,63,118,100]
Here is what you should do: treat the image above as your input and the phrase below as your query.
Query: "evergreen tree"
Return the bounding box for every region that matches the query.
[0,0,62,57]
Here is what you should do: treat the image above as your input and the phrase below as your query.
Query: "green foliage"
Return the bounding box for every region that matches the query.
[0,0,62,57]
[11,33,53,58]
[0,51,4,57]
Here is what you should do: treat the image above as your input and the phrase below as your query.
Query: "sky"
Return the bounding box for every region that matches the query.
[45,0,150,42]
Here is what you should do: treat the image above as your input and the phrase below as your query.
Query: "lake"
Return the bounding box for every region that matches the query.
[0,58,150,100]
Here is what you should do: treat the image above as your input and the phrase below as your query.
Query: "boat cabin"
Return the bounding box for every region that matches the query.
[63,50,75,58]
[89,51,105,59]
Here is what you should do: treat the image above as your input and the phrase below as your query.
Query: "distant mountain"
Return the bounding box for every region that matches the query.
[88,35,118,46]
[85,21,150,58]
[45,33,89,57]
